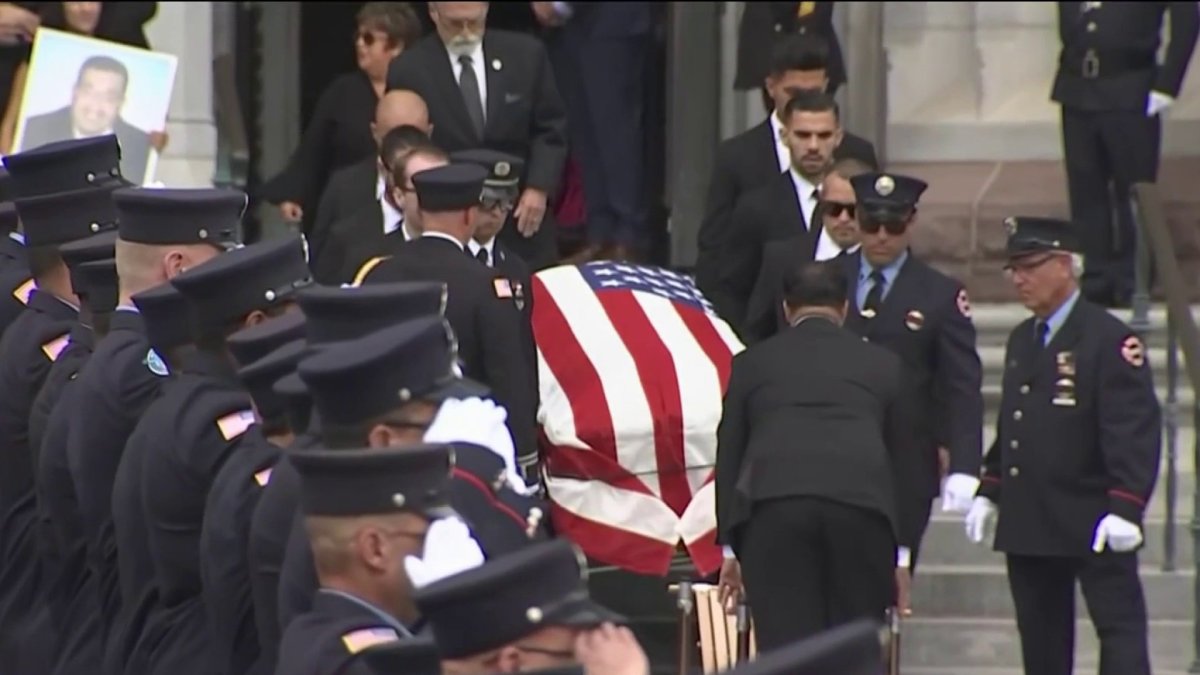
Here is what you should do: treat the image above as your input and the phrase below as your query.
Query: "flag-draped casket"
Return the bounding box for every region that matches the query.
[531,262,744,577]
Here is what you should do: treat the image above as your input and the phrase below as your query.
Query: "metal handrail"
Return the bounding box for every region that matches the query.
[1130,182,1200,671]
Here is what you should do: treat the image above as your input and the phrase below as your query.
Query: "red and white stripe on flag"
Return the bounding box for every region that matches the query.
[532,262,744,577]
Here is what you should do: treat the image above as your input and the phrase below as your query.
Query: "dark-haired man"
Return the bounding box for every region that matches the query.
[715,259,906,651]
[713,90,844,329]
[696,33,877,312]
[21,55,152,184]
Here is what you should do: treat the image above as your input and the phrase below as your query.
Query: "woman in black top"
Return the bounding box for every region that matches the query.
[261,2,421,239]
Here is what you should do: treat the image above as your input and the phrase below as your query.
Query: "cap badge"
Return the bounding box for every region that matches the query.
[526,607,543,624]
[85,172,96,183]
[495,161,510,178]
[90,222,100,232]
[264,289,277,302]
[1004,217,1018,236]
[398,387,412,402]
[392,493,407,508]
[875,175,895,197]
[198,228,209,240]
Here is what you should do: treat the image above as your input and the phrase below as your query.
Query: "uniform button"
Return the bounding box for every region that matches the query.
[1009,466,1020,477]
[1087,21,1097,32]
[1010,440,1018,450]
[1019,384,1030,395]
[1013,410,1023,421]
[774,23,782,32]
[799,26,808,34]
[862,336,870,342]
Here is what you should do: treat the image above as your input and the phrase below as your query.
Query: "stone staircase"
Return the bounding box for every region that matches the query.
[903,303,1198,674]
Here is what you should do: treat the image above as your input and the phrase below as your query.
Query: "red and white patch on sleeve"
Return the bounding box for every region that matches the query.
[956,288,972,318]
[1120,335,1145,368]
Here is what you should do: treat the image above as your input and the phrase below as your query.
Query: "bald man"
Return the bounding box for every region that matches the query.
[308,89,433,268]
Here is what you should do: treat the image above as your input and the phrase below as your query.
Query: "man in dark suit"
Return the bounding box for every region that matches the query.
[696,34,875,312]
[535,1,655,261]
[712,90,847,330]
[308,89,432,271]
[735,1,846,96]
[386,1,568,271]
[20,55,151,185]
[314,126,441,285]
[357,163,537,480]
[715,260,905,651]
[1053,2,1197,307]
[839,172,983,584]
[743,156,870,343]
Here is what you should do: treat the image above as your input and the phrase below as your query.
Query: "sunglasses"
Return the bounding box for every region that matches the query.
[859,217,910,236]
[354,30,386,47]
[821,200,856,219]
[480,196,515,212]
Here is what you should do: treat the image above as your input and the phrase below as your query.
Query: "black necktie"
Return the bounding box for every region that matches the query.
[458,54,485,138]
[1033,320,1049,352]
[475,247,489,266]
[863,269,886,316]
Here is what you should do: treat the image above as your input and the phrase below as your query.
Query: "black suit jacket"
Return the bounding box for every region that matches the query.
[312,202,409,286]
[695,119,876,306]
[308,158,379,272]
[713,171,819,330]
[735,1,846,90]
[387,30,568,195]
[743,235,851,344]
[360,236,537,465]
[841,252,983,547]
[715,317,905,551]
[20,108,151,184]
[1052,1,1199,111]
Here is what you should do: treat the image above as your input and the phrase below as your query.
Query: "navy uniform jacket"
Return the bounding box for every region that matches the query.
[490,241,538,418]
[841,252,983,549]
[978,296,1161,556]
[1052,1,1199,112]
[249,439,314,674]
[0,234,32,338]
[275,591,418,675]
[0,289,76,640]
[136,351,255,675]
[35,346,105,674]
[30,323,93,469]
[67,309,163,652]
[359,236,537,467]
[200,428,281,675]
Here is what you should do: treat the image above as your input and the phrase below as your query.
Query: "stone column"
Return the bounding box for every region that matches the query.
[144,1,216,188]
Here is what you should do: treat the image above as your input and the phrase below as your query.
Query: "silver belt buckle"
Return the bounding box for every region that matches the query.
[1082,50,1100,79]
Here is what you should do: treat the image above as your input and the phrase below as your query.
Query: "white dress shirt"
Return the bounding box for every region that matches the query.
[769,113,790,174]
[447,40,488,119]
[376,174,404,236]
[788,167,820,231]
[422,231,465,250]
[467,237,496,267]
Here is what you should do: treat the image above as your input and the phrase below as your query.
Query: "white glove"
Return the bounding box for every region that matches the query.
[403,517,485,589]
[1147,90,1174,117]
[941,473,981,514]
[964,497,998,546]
[423,397,532,496]
[1091,514,1143,553]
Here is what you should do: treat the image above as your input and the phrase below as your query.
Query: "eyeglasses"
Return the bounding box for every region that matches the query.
[821,201,856,219]
[859,217,909,236]
[379,526,429,545]
[480,196,515,212]
[1003,253,1060,276]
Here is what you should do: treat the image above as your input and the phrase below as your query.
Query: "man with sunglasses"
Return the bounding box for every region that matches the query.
[841,172,984,605]
[965,217,1160,675]
[743,157,870,343]
[274,443,457,675]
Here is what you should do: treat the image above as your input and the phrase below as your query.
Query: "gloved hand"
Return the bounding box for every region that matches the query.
[1091,514,1143,553]
[1147,90,1174,117]
[403,517,485,589]
[964,497,998,545]
[941,473,981,514]
[424,397,532,496]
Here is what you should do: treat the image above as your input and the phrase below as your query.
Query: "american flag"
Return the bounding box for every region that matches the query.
[532,262,744,576]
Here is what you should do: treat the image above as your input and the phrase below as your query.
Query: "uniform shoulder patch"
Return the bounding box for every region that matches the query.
[351,256,391,287]
[216,409,257,441]
[12,278,35,305]
[145,348,169,376]
[341,627,399,655]
[494,278,513,298]
[956,288,972,318]
[41,333,69,361]
[253,467,273,487]
[1120,335,1146,368]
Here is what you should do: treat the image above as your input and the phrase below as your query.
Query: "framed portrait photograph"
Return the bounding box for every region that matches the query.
[12,28,177,186]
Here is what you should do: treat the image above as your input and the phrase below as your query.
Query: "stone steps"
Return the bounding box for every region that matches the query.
[900,617,1193,671]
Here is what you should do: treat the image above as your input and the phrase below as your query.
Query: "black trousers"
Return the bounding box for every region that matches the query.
[1060,106,1161,300]
[1006,552,1150,675]
[740,497,894,652]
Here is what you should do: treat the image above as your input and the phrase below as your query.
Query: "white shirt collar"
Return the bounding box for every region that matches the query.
[375,173,386,200]
[421,231,465,250]
[380,197,403,236]
[445,38,485,68]
[769,113,789,173]
[467,237,496,265]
